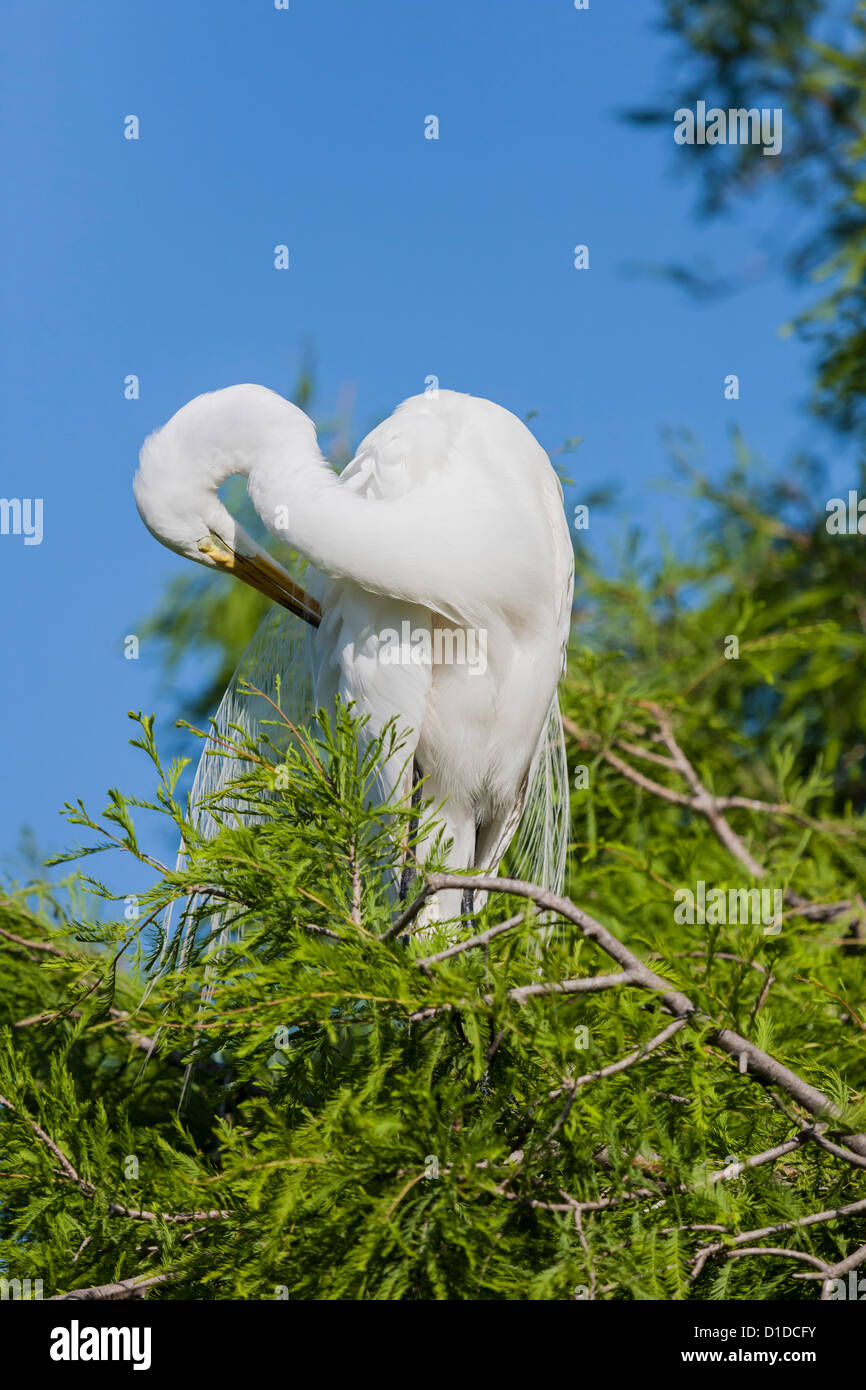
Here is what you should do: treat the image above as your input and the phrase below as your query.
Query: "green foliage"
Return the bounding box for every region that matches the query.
[629,0,866,438]
[6,1,865,1305]
[576,431,866,811]
[1,629,864,1298]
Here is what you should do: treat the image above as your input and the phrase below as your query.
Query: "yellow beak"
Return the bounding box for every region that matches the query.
[198,535,322,628]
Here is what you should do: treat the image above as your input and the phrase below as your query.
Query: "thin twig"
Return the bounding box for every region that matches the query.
[0,1094,228,1223]
[416,873,866,1158]
[550,1017,689,1098]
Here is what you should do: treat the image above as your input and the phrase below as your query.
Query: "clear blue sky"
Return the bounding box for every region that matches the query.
[0,0,845,897]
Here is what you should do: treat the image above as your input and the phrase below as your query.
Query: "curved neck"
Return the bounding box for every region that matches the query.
[181,385,511,630]
[243,398,481,627]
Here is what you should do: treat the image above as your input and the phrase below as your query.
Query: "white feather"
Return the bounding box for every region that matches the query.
[136,385,574,938]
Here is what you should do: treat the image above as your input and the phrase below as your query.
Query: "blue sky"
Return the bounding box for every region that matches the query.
[0,0,847,896]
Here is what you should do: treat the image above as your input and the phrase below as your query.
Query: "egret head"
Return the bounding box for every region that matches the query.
[134,387,321,625]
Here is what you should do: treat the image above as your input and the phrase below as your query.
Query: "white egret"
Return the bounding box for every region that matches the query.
[134,385,573,923]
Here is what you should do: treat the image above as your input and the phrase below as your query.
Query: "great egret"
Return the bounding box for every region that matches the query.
[134,385,573,923]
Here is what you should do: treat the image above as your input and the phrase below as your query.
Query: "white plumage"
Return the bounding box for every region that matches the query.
[135,385,574,923]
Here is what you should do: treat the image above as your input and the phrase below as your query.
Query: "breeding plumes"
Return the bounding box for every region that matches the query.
[134,385,574,924]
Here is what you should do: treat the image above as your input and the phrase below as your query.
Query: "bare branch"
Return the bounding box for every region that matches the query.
[500,972,637,1004]
[550,1017,689,1098]
[563,710,856,924]
[0,925,66,956]
[0,1094,228,1223]
[50,1273,175,1301]
[418,873,866,1158]
[692,1196,866,1281]
[798,1241,866,1284]
[416,913,525,967]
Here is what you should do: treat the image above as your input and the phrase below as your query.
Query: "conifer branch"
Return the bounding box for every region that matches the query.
[418,872,866,1158]
[50,1273,176,1300]
[562,709,857,924]
[0,1094,229,1223]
